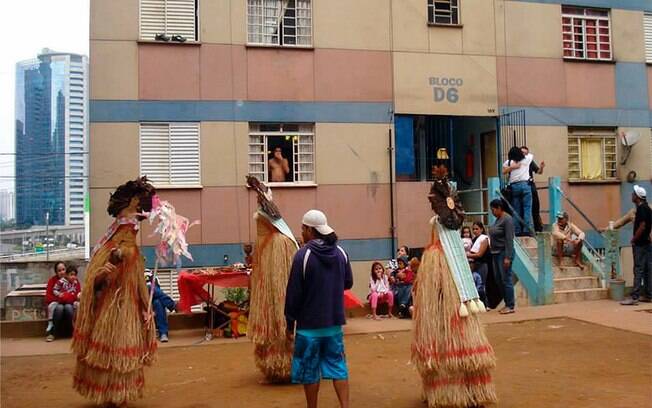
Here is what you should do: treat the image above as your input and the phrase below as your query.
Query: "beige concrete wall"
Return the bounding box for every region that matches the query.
[617,127,652,181]
[200,122,239,187]
[315,123,391,185]
[523,126,568,181]
[393,52,497,116]
[313,0,390,50]
[350,261,375,302]
[89,188,116,244]
[503,1,562,58]
[611,10,646,62]
[200,0,233,44]
[90,41,139,100]
[428,26,463,54]
[391,0,429,52]
[90,0,138,41]
[459,0,496,55]
[89,123,140,189]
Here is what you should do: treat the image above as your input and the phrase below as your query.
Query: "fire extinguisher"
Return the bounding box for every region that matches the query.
[465,148,474,180]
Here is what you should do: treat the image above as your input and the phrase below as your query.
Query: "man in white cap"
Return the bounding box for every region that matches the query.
[621,185,652,305]
[285,209,353,408]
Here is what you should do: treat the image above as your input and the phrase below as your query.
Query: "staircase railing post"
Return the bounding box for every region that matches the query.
[604,229,622,281]
[548,176,562,221]
[487,177,501,225]
[536,231,554,304]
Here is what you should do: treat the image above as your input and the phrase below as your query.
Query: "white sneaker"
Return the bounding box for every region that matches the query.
[160,334,169,343]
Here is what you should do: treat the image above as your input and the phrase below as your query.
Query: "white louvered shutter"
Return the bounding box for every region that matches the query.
[169,123,201,186]
[140,0,166,40]
[165,0,197,40]
[140,124,171,185]
[140,0,197,41]
[645,12,652,63]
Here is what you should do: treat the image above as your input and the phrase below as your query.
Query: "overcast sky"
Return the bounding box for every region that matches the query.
[0,0,89,192]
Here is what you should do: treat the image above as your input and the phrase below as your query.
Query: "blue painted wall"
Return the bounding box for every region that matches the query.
[90,100,394,124]
[616,63,650,111]
[501,106,651,127]
[143,238,396,268]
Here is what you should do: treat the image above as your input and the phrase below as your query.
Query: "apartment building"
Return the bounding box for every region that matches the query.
[89,0,652,294]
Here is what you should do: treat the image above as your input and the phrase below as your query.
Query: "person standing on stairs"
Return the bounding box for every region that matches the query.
[552,211,585,269]
[620,185,652,306]
[489,199,516,314]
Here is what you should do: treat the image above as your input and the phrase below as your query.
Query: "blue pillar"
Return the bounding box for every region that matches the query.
[487,177,500,225]
[548,176,562,222]
[536,232,554,304]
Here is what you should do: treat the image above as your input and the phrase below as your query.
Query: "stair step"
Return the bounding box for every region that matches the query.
[554,288,608,303]
[553,265,594,278]
[554,276,601,291]
[516,236,537,247]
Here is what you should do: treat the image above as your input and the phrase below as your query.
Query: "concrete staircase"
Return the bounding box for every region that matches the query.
[517,237,608,304]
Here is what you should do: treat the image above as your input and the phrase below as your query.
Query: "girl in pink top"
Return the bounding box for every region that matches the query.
[369,262,394,320]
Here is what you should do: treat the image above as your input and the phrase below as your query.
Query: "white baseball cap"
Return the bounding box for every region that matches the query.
[634,185,647,199]
[302,209,334,235]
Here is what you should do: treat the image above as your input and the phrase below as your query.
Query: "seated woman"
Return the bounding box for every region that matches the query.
[45,261,75,342]
[368,262,394,320]
[391,256,414,318]
[467,221,491,306]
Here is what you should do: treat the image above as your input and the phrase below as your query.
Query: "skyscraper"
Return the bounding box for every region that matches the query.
[15,49,88,226]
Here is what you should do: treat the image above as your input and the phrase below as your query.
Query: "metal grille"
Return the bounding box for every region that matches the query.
[499,110,527,165]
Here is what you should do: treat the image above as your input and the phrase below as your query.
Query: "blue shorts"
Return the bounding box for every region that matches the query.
[291,332,349,384]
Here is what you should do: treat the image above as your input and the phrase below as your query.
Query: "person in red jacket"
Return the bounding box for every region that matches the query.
[45,262,74,342]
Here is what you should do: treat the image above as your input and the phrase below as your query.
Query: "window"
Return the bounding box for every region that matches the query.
[248,123,314,184]
[428,0,460,25]
[140,123,201,187]
[562,7,611,61]
[140,0,198,41]
[247,0,312,47]
[645,12,652,63]
[567,128,616,181]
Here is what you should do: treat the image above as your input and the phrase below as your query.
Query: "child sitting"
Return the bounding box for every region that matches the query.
[391,256,414,318]
[368,262,394,320]
[53,265,81,308]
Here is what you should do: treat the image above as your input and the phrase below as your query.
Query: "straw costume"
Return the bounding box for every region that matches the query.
[246,176,299,382]
[412,152,497,407]
[72,177,157,405]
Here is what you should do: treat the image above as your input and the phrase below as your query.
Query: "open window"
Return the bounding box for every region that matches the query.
[248,123,315,185]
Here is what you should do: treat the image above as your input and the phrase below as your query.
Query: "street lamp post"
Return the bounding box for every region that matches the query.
[45,211,50,261]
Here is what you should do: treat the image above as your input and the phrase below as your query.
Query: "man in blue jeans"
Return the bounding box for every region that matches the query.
[621,185,652,305]
[285,209,353,408]
[145,270,177,342]
[503,146,534,236]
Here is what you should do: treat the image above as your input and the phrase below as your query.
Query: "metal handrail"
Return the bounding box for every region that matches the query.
[552,186,605,261]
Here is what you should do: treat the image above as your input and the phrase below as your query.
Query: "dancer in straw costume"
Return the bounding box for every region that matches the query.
[412,150,497,408]
[72,177,157,406]
[246,176,299,382]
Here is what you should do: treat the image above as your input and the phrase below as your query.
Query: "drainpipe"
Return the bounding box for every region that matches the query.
[388,128,396,257]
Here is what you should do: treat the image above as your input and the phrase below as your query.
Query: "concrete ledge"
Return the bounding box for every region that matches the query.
[1,312,207,339]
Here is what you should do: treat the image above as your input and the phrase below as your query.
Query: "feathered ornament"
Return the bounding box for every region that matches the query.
[144,195,199,330]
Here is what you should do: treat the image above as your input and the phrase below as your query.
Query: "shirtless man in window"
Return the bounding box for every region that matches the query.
[269,147,290,182]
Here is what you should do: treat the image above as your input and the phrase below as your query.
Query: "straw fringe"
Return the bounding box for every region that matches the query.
[248,218,297,382]
[412,225,497,407]
[71,225,157,404]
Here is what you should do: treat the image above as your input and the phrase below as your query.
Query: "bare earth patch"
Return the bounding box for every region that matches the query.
[2,318,651,407]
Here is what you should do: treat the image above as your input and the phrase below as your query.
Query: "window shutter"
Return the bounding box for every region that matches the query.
[169,123,200,186]
[140,124,171,185]
[165,0,197,40]
[645,12,652,63]
[140,0,166,40]
[140,0,196,41]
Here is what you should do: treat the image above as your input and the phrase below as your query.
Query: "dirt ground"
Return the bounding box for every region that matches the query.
[2,317,651,408]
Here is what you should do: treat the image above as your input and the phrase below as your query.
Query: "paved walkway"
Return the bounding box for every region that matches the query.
[2,299,650,358]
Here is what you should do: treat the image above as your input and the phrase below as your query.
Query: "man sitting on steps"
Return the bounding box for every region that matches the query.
[552,211,585,269]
